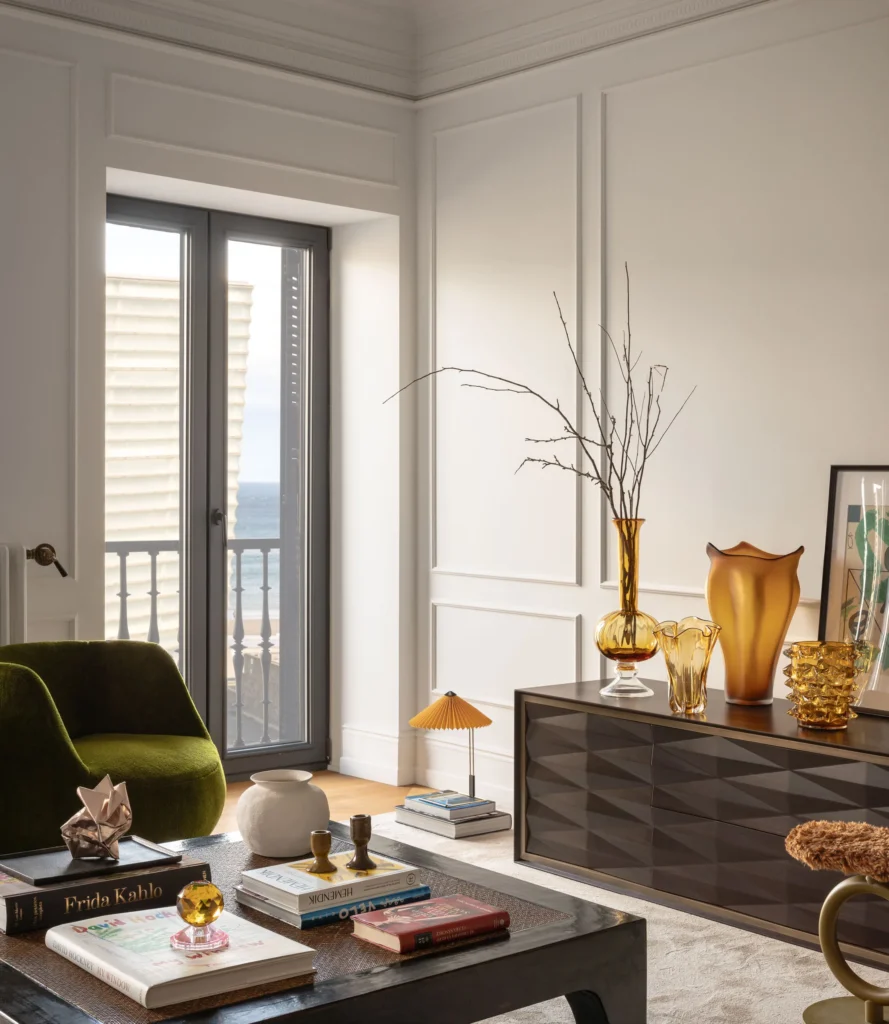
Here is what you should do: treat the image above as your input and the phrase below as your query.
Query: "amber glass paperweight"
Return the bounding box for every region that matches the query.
[783,641,859,730]
[655,617,721,714]
[170,881,229,951]
[596,519,659,698]
[706,541,803,705]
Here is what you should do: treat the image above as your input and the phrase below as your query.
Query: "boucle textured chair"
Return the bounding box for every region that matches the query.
[0,641,225,854]
[787,820,889,1023]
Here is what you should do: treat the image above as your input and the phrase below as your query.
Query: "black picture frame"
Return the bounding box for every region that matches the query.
[819,465,889,716]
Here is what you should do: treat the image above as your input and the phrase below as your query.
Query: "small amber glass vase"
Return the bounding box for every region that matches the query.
[596,519,659,698]
[783,641,859,730]
[655,617,721,715]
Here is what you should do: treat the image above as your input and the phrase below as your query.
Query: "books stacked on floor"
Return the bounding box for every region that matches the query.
[236,850,431,929]
[46,907,315,1008]
[352,894,510,952]
[395,790,512,839]
[0,842,211,935]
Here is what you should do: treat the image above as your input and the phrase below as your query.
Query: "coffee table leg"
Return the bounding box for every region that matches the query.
[565,991,610,1023]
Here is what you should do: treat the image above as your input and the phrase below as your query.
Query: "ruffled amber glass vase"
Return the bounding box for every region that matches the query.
[596,519,659,698]
[655,617,721,714]
[706,541,804,705]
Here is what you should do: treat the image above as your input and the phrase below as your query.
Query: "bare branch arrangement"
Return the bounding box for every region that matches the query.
[386,264,695,520]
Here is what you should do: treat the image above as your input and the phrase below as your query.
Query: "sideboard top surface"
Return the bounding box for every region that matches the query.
[517,680,889,759]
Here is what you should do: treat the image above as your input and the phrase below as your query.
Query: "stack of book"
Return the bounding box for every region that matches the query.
[235,850,431,929]
[395,790,512,839]
[0,842,211,936]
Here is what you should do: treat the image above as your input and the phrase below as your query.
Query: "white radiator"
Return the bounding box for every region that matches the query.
[0,544,27,645]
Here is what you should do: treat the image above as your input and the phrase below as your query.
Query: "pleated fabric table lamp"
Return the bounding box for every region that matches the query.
[409,691,492,798]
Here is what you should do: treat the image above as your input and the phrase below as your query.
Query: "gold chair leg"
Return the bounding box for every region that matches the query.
[803,875,889,1023]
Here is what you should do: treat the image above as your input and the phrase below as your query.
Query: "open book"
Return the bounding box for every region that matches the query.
[46,907,314,1009]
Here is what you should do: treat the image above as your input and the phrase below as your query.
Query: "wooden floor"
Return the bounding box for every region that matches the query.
[216,772,432,834]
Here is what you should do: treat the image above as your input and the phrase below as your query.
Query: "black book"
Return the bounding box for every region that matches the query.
[0,855,210,935]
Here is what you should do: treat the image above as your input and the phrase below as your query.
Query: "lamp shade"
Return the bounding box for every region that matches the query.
[409,691,492,731]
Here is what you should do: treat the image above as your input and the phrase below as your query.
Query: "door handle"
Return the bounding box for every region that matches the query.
[26,543,68,577]
[211,509,227,546]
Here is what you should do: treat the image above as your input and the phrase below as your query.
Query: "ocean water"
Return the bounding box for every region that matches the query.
[231,481,281,618]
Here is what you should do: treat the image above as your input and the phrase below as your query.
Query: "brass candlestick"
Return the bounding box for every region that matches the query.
[346,814,376,871]
[307,829,336,874]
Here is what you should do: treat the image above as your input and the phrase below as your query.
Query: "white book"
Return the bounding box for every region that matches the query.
[241,851,420,914]
[395,805,512,838]
[45,907,314,1009]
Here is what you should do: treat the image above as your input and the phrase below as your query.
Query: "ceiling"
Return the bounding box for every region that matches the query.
[1,0,773,97]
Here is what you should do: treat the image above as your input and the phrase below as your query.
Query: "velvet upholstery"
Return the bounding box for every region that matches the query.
[0,641,225,853]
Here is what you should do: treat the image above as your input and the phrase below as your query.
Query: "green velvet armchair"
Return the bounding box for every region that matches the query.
[0,641,225,854]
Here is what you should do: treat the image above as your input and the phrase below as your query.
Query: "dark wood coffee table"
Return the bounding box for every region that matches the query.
[0,822,645,1024]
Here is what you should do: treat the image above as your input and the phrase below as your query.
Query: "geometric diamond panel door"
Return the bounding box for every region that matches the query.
[516,681,889,963]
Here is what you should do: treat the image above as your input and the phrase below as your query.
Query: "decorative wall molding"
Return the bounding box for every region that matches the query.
[416,0,776,96]
[1,0,415,96]
[107,73,399,187]
[2,0,780,98]
[430,97,582,585]
[600,578,821,607]
[430,601,581,710]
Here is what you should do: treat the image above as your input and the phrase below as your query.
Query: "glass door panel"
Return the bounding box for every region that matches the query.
[104,222,184,666]
[225,239,306,753]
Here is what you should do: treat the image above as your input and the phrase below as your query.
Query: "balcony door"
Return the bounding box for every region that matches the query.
[105,196,329,775]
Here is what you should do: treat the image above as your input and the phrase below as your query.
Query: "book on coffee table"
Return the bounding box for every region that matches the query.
[45,907,315,1008]
[395,805,512,839]
[240,851,420,914]
[235,882,431,929]
[0,855,211,935]
[352,894,510,953]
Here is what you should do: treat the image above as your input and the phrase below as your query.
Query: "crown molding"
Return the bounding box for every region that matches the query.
[0,0,417,97]
[415,0,775,96]
[1,0,782,98]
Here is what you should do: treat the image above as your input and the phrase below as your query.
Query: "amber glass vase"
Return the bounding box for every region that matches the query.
[783,641,859,730]
[596,519,659,698]
[706,541,804,705]
[655,617,721,714]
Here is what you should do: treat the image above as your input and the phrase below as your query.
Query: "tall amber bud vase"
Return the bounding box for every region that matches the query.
[706,541,804,705]
[596,519,660,698]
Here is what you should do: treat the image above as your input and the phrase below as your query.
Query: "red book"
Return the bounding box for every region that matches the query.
[351,894,509,953]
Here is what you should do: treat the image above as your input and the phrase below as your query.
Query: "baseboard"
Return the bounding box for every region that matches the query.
[337,725,416,787]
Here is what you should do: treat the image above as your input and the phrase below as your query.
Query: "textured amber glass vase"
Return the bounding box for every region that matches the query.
[596,519,659,698]
[706,541,803,705]
[655,617,721,714]
[783,641,859,730]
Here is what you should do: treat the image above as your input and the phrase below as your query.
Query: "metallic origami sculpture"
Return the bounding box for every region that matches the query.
[61,775,132,859]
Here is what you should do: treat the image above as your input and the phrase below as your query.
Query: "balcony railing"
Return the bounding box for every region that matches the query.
[105,539,286,751]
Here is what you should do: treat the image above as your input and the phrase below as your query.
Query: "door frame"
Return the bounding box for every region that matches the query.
[105,197,330,777]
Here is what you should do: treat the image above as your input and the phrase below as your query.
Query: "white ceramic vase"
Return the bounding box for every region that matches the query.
[235,769,330,858]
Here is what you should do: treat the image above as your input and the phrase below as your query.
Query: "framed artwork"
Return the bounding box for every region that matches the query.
[820,465,889,715]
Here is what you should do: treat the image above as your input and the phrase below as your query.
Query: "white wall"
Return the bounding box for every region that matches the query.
[330,216,417,785]
[415,0,889,810]
[0,5,416,782]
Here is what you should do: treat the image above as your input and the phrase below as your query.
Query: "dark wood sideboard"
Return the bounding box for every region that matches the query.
[515,680,889,965]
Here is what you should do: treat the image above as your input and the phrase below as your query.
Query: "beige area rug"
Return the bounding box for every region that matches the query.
[368,814,889,1023]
